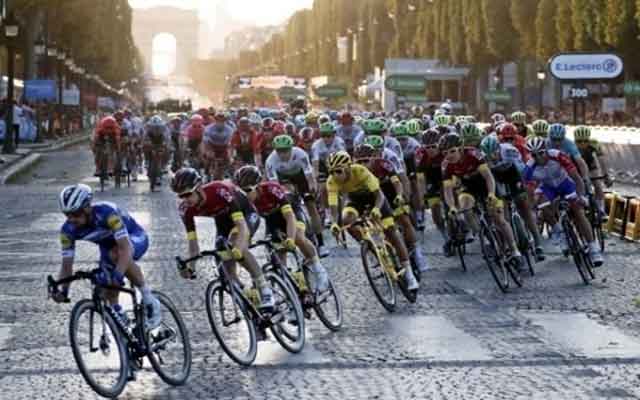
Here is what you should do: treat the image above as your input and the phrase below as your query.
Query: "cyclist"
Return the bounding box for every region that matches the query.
[298,126,317,153]
[202,112,234,180]
[390,122,423,228]
[356,118,404,160]
[54,184,161,329]
[511,111,533,138]
[546,123,590,181]
[171,168,275,309]
[460,123,484,150]
[416,130,446,237]
[363,135,406,180]
[573,125,612,216]
[498,123,529,161]
[233,166,329,292]
[523,137,604,267]
[230,116,259,167]
[311,123,346,224]
[255,117,276,170]
[183,114,205,169]
[92,116,121,177]
[168,116,183,172]
[480,135,545,261]
[266,135,327,257]
[336,111,364,155]
[531,119,549,138]
[326,151,419,291]
[440,133,523,268]
[143,115,170,176]
[354,144,429,273]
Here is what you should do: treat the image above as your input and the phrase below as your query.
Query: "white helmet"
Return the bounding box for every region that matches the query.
[59,184,93,214]
[525,136,546,153]
[440,102,453,115]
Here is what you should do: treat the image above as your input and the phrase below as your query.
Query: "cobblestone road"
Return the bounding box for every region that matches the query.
[2,146,640,399]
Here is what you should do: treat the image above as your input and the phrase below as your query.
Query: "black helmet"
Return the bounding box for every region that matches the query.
[354,144,377,161]
[422,128,441,146]
[171,168,202,195]
[439,133,463,151]
[233,165,262,190]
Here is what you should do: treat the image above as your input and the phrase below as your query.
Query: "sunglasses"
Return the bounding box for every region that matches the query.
[178,191,195,200]
[424,145,439,151]
[532,151,546,158]
[443,147,461,156]
[64,210,84,219]
[243,185,258,193]
[330,168,348,176]
[575,140,589,145]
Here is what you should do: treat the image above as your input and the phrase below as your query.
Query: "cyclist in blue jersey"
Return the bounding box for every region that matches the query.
[545,123,590,183]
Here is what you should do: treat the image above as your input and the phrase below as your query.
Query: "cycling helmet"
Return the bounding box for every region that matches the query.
[327,151,352,171]
[318,114,331,125]
[479,135,501,156]
[411,105,424,117]
[573,125,591,142]
[390,123,409,138]
[461,124,483,147]
[233,165,262,190]
[439,133,463,150]
[526,136,546,153]
[319,122,336,135]
[499,123,518,140]
[363,118,386,134]
[171,168,203,195]
[329,111,339,121]
[190,114,204,126]
[340,111,354,125]
[490,113,506,125]
[511,111,527,125]
[363,135,385,150]
[214,111,227,122]
[548,123,566,140]
[238,117,250,126]
[354,144,377,161]
[263,117,274,130]
[305,111,319,125]
[285,122,296,135]
[464,115,477,123]
[98,116,119,131]
[273,134,294,150]
[249,112,262,126]
[440,103,453,115]
[237,107,249,118]
[434,114,450,127]
[422,129,441,146]
[59,184,93,214]
[406,119,422,136]
[531,119,549,137]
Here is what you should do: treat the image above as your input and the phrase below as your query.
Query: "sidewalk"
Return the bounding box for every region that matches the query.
[0,132,91,184]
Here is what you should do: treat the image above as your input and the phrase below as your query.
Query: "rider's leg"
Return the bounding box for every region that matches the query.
[384,218,419,290]
[304,197,324,248]
[516,195,543,248]
[398,213,428,272]
[489,203,520,256]
[459,194,480,234]
[294,225,329,291]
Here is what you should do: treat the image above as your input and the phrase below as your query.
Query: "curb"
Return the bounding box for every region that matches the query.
[0,153,42,184]
[0,133,91,185]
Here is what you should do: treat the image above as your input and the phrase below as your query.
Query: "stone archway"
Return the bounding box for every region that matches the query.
[151,33,177,76]
[132,6,199,76]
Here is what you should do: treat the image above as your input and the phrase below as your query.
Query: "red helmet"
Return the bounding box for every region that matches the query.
[499,123,518,140]
[340,112,354,125]
[99,116,119,132]
[190,114,204,126]
[272,121,286,135]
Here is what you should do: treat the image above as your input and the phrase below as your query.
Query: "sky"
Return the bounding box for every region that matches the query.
[128,0,313,27]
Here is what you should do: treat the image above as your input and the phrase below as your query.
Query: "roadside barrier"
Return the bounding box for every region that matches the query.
[605,192,640,240]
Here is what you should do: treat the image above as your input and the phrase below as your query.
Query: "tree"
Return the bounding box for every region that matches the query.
[535,0,558,61]
[510,0,540,57]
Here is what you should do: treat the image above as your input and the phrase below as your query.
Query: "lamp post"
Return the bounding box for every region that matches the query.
[537,68,546,118]
[2,12,19,154]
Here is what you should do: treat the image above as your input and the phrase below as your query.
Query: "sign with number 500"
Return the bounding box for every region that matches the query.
[570,88,589,99]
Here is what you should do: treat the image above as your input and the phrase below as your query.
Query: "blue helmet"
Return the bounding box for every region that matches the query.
[149,115,164,126]
[548,123,566,140]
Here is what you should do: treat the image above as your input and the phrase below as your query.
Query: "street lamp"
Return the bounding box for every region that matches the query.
[2,12,19,154]
[537,68,546,117]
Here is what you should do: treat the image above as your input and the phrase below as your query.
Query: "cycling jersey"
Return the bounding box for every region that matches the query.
[60,201,148,264]
[578,140,604,171]
[265,147,313,183]
[398,137,420,176]
[336,125,364,154]
[327,163,380,207]
[144,124,169,146]
[203,123,234,159]
[488,144,526,199]
[179,181,260,240]
[545,137,581,159]
[493,143,526,173]
[311,137,346,179]
[230,129,259,164]
[415,147,444,200]
[382,148,405,175]
[251,181,306,238]
[523,149,577,190]
[442,148,490,198]
[354,133,404,160]
[256,129,276,162]
[367,158,405,215]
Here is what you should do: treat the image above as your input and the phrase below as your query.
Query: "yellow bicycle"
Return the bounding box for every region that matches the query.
[336,213,416,312]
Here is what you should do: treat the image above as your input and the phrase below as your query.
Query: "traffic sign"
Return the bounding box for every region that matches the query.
[624,81,640,97]
[385,75,426,92]
[569,87,589,99]
[484,90,511,103]
[314,84,347,98]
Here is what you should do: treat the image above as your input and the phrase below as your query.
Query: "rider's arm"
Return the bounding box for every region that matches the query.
[180,205,200,259]
[416,172,426,202]
[106,213,135,275]
[300,150,317,193]
[575,156,590,180]
[391,175,404,199]
[443,178,456,210]
[282,204,297,240]
[570,169,586,196]
[58,231,75,293]
[478,164,496,197]
[327,178,340,224]
[231,212,250,252]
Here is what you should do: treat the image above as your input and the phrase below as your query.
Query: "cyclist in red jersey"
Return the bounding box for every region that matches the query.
[255,118,277,170]
[498,123,529,162]
[230,117,260,167]
[171,168,275,310]
[92,116,121,176]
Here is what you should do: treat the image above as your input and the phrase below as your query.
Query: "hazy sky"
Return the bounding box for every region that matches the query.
[128,0,313,27]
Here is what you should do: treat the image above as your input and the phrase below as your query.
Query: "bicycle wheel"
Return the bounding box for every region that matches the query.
[149,155,158,192]
[305,267,344,332]
[114,154,122,189]
[494,228,523,288]
[361,240,396,312]
[479,226,510,293]
[268,272,306,353]
[388,243,417,303]
[205,280,257,366]
[146,291,192,386]
[591,206,606,253]
[562,218,592,285]
[457,242,467,272]
[69,300,129,398]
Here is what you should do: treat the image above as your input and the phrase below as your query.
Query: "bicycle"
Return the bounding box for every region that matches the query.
[176,242,305,366]
[47,268,191,398]
[446,211,468,272]
[336,212,417,312]
[539,197,595,285]
[472,203,523,293]
[95,138,115,193]
[252,237,343,332]
[147,144,165,192]
[586,176,607,253]
[503,193,536,276]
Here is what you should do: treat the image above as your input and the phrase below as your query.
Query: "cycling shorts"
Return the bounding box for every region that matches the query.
[536,178,577,203]
[264,202,307,239]
[344,198,395,229]
[99,230,149,272]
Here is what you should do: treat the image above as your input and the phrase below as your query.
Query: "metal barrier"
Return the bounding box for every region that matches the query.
[605,192,640,240]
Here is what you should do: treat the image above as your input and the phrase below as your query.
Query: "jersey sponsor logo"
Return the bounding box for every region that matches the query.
[217,187,234,203]
[107,214,124,231]
[60,233,72,249]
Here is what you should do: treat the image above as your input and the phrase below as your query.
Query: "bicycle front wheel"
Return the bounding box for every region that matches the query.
[69,299,129,398]
[269,272,306,353]
[480,226,510,293]
[361,240,396,312]
[563,218,592,285]
[205,280,257,366]
[146,291,192,386]
[306,268,344,332]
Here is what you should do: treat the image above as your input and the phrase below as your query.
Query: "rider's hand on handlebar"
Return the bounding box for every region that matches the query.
[52,289,69,303]
[330,223,341,237]
[283,238,297,251]
[393,195,406,208]
[371,207,382,220]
